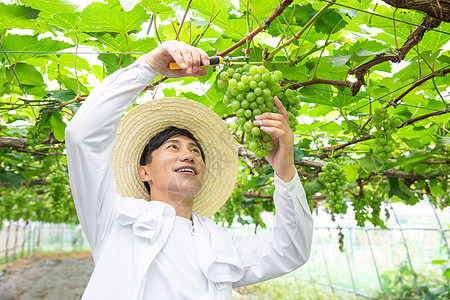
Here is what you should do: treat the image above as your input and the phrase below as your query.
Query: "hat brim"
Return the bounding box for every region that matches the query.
[111,97,239,217]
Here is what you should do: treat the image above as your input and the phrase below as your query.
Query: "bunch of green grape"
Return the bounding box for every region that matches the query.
[217,64,301,157]
[318,162,347,214]
[47,170,69,223]
[220,188,243,226]
[352,194,369,227]
[371,107,402,161]
[353,192,385,227]
[26,120,50,147]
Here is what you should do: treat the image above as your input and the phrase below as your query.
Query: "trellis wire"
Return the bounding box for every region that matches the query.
[0,42,29,102]
[321,0,450,36]
[0,51,147,55]
[296,64,450,137]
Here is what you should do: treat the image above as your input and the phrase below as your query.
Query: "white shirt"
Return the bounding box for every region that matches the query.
[65,59,314,300]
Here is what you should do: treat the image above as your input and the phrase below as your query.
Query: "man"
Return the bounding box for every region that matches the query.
[65,40,313,300]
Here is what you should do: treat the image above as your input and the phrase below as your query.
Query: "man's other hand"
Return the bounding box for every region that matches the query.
[253,96,297,183]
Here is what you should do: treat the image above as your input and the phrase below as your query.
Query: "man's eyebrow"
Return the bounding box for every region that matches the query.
[164,139,200,148]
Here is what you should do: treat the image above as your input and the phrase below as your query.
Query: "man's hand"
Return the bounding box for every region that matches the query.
[140,41,210,78]
[253,96,297,183]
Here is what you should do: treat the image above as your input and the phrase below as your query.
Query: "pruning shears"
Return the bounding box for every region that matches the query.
[169,56,249,70]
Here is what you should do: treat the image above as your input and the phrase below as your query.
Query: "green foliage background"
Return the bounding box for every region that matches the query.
[0,0,449,230]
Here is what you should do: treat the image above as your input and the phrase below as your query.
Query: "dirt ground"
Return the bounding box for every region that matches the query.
[0,251,94,300]
[0,251,249,299]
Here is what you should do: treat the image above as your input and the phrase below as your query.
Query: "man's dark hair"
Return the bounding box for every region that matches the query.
[139,126,205,194]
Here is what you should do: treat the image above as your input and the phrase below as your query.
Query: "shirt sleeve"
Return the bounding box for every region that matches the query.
[65,60,159,250]
[231,172,314,287]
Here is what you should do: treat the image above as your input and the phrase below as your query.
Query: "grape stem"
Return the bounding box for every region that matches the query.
[175,0,193,40]
[265,0,336,62]
[216,0,294,57]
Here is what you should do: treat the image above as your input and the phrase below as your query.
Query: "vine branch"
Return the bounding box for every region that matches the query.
[348,15,442,96]
[382,0,450,22]
[360,67,450,130]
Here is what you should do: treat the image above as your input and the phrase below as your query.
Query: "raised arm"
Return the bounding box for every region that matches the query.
[232,97,314,286]
[65,41,209,251]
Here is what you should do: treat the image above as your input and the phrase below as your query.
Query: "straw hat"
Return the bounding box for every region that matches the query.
[110,97,239,217]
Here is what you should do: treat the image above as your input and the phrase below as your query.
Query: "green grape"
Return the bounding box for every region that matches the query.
[229,79,237,87]
[257,66,266,74]
[249,66,258,76]
[249,81,258,89]
[246,92,256,102]
[241,100,250,109]
[249,101,259,110]
[253,74,261,82]
[258,103,267,112]
[257,81,267,89]
[253,109,262,116]
[217,79,227,88]
[231,100,240,110]
[274,70,282,79]
[262,88,271,97]
[256,96,265,104]
[232,73,241,81]
[265,100,274,110]
[265,141,274,151]
[241,75,249,84]
[237,81,245,90]
[261,73,270,82]
[254,87,262,96]
[236,108,245,117]
[270,74,278,84]
[251,126,261,136]
[223,96,231,106]
[236,117,246,126]
[243,121,254,132]
[244,109,252,118]
[248,141,259,151]
[255,149,264,158]
[220,72,229,80]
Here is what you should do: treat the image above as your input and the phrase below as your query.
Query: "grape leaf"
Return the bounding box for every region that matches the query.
[80,0,149,34]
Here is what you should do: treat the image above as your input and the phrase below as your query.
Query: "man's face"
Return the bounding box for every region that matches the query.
[144,134,205,202]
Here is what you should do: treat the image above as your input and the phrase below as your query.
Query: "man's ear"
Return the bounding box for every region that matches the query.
[137,165,152,183]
